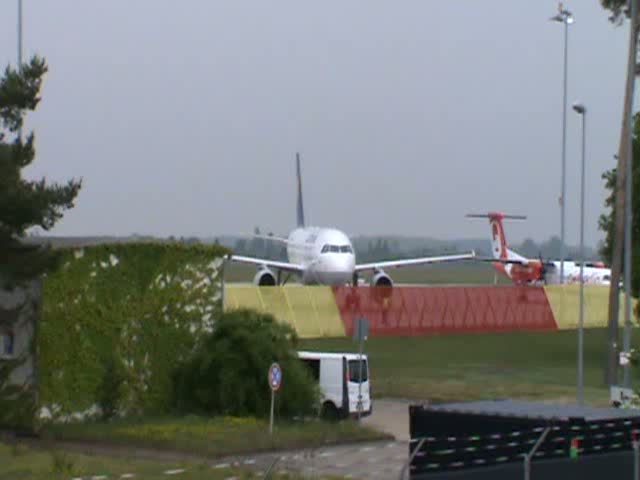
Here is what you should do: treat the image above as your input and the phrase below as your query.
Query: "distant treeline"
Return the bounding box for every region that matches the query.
[27,229,603,264]
[216,228,602,263]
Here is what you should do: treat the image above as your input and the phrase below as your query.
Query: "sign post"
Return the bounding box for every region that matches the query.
[353,317,369,421]
[268,362,282,435]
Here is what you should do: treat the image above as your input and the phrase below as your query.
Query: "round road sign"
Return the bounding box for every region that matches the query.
[268,362,282,391]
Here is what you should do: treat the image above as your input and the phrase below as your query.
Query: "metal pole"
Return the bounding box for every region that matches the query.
[560,12,569,284]
[623,0,637,390]
[524,427,551,480]
[357,329,363,421]
[634,436,639,480]
[578,109,586,406]
[17,0,23,141]
[18,0,22,66]
[220,256,227,314]
[263,456,281,480]
[269,389,275,435]
[399,437,426,480]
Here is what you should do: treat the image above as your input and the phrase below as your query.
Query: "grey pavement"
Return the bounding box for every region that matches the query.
[211,398,412,479]
[362,398,413,442]
[213,439,408,480]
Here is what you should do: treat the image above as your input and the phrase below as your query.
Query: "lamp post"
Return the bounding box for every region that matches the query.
[18,0,23,65]
[550,3,573,284]
[17,0,23,141]
[573,101,586,406]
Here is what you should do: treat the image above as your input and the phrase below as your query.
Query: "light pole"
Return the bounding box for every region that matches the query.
[550,3,573,284]
[573,101,586,406]
[17,0,22,66]
[17,0,23,141]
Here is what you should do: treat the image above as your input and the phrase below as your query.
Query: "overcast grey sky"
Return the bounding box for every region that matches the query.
[0,1,633,245]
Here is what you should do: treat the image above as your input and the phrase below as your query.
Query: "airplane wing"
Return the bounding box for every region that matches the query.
[472,256,529,265]
[472,257,559,269]
[354,252,476,273]
[249,234,291,244]
[227,254,304,273]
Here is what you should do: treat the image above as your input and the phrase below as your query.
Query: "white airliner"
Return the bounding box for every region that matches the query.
[228,154,476,286]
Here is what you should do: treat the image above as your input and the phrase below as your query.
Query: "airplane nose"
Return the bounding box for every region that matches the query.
[318,254,355,284]
[338,254,355,271]
[345,254,355,269]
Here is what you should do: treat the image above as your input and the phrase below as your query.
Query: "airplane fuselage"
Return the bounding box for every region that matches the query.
[498,260,611,285]
[286,227,356,285]
[546,261,611,285]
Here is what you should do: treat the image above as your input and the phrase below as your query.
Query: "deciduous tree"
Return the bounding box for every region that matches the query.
[600,0,639,384]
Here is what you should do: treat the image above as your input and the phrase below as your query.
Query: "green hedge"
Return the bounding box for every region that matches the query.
[39,242,228,420]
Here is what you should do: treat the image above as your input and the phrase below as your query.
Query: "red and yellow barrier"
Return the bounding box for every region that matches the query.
[544,284,634,329]
[224,284,636,338]
[224,284,345,338]
[332,286,557,336]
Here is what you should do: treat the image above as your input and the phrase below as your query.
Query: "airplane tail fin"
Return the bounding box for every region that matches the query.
[296,152,305,228]
[466,212,526,260]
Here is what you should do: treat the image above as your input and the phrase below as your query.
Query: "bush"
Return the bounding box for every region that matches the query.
[95,351,126,420]
[172,309,319,417]
[0,356,37,429]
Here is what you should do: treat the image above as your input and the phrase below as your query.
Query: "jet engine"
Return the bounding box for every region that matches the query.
[253,267,277,286]
[370,269,393,287]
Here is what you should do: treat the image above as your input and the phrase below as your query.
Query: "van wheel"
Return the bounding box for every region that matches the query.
[320,402,339,421]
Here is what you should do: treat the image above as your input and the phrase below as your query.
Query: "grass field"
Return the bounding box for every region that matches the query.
[299,328,638,405]
[225,262,511,285]
[0,442,335,480]
[43,415,389,459]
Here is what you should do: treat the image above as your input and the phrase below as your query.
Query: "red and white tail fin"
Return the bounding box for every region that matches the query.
[466,212,527,261]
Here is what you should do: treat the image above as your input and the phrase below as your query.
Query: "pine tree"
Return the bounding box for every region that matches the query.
[0,56,82,286]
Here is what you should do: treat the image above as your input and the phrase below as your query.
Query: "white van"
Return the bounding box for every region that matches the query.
[297,351,372,419]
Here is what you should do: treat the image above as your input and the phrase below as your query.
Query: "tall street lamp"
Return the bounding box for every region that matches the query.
[550,3,573,284]
[17,0,23,142]
[573,101,586,406]
[18,0,22,66]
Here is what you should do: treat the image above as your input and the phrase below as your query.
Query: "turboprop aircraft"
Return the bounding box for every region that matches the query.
[467,212,612,285]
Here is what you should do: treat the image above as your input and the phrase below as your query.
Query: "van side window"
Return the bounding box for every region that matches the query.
[301,358,320,381]
[348,359,368,383]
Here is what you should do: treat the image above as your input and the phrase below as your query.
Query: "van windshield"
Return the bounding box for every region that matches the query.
[348,359,368,383]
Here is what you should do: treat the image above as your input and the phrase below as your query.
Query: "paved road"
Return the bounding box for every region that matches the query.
[212,398,413,479]
[363,398,413,441]
[214,439,408,479]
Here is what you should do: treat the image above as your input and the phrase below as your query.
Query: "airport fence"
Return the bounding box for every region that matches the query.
[408,401,640,480]
[224,284,634,338]
[408,425,640,479]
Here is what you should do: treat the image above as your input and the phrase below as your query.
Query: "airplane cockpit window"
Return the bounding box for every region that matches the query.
[322,244,353,254]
